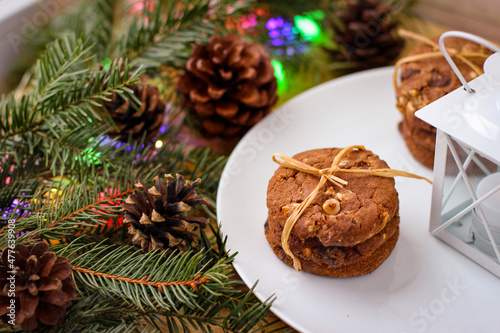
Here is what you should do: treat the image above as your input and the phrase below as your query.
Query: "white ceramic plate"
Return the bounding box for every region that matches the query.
[217,67,500,333]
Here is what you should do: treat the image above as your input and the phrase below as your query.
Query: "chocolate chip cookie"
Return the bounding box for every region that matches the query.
[395,36,491,168]
[265,147,400,277]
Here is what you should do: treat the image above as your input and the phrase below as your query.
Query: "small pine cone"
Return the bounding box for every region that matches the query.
[177,34,278,138]
[100,75,165,143]
[122,174,209,253]
[328,0,404,71]
[0,242,76,331]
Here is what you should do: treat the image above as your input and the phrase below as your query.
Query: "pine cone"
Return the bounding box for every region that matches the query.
[122,174,209,253]
[0,242,76,331]
[177,34,278,137]
[100,75,165,143]
[328,0,404,71]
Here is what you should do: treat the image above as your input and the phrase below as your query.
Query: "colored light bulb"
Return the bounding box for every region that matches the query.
[294,15,321,41]
[271,60,285,86]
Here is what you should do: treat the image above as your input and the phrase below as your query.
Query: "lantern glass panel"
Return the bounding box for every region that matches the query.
[441,136,500,261]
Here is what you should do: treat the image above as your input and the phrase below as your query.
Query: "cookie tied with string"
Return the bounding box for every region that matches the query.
[265,146,430,278]
[394,30,492,168]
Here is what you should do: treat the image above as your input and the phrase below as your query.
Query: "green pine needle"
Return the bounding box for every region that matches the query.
[0,1,285,332]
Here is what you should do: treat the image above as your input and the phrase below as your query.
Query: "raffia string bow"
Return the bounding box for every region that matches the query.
[393,29,490,90]
[272,145,432,271]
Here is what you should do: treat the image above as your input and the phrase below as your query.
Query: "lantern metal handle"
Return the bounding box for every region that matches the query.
[439,31,500,94]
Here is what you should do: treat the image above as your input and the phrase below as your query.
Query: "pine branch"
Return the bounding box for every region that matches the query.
[54,241,234,311]
[6,138,226,244]
[37,0,252,70]
[0,2,286,332]
[0,35,147,181]
[26,238,275,332]
[128,0,254,69]
[71,266,209,293]
[32,35,93,103]
[45,292,162,333]
[23,188,134,242]
[9,178,126,243]
[82,0,123,61]
[121,0,214,68]
[157,282,280,333]
[53,322,144,333]
[38,0,122,62]
[0,35,106,144]
[0,154,42,218]
[130,21,216,69]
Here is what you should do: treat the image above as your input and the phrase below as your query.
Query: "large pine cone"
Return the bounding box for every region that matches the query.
[100,75,165,143]
[177,34,278,137]
[328,0,404,71]
[0,242,76,331]
[122,174,209,253]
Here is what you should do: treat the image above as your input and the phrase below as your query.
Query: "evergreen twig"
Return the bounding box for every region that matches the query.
[0,1,285,332]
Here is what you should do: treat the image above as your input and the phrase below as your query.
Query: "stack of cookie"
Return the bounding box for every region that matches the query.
[265,148,400,278]
[395,37,491,168]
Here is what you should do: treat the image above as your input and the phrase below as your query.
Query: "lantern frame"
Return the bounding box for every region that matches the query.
[416,31,500,278]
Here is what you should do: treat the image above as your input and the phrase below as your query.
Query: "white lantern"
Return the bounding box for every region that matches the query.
[415,31,500,277]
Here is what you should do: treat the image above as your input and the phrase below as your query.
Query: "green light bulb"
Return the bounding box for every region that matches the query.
[271,60,285,86]
[294,15,321,41]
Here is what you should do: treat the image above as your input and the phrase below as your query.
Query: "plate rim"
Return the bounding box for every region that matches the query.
[216,66,500,333]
